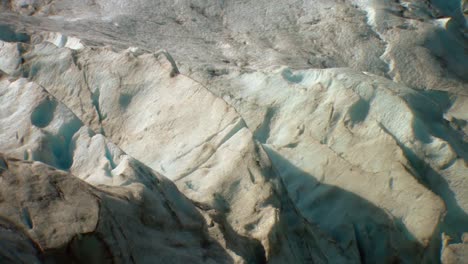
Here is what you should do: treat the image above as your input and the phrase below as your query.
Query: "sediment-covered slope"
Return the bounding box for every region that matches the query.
[1,0,466,87]
[0,154,234,263]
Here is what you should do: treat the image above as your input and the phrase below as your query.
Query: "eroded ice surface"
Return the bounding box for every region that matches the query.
[0,0,467,263]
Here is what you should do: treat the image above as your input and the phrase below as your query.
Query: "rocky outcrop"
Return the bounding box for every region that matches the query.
[0,154,236,263]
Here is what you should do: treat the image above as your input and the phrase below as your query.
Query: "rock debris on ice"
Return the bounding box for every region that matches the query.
[0,0,467,263]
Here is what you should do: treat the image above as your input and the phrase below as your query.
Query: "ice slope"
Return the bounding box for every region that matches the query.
[0,54,353,263]
[0,0,467,263]
[208,66,466,258]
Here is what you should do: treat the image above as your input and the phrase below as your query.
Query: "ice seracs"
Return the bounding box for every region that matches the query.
[0,0,467,263]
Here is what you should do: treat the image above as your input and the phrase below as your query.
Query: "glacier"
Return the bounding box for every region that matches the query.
[0,0,467,263]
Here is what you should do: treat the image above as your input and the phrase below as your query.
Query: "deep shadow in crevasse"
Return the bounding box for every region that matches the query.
[30,98,57,128]
[263,146,434,263]
[424,19,468,82]
[404,89,468,161]
[0,216,41,263]
[34,118,82,170]
[0,24,29,43]
[384,90,468,245]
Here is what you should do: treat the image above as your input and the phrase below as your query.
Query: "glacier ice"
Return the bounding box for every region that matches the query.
[0,0,467,263]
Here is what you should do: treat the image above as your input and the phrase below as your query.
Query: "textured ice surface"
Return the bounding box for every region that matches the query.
[0,0,467,263]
